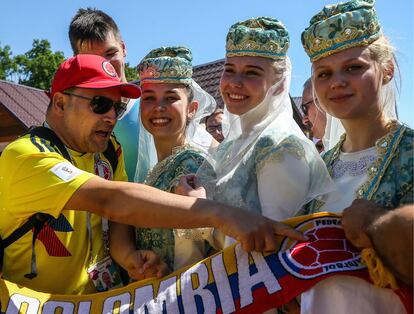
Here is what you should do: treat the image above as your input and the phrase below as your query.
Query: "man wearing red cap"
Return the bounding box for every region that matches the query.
[0,54,304,294]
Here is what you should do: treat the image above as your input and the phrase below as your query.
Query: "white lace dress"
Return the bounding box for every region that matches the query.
[301,146,405,314]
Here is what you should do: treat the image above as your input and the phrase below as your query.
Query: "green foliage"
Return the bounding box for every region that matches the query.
[0,43,17,80]
[125,62,137,82]
[14,39,65,90]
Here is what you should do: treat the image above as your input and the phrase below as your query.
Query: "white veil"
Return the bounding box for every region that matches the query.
[185,80,218,154]
[200,57,333,208]
[134,116,157,183]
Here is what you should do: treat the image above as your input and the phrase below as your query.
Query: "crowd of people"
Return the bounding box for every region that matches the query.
[0,0,412,313]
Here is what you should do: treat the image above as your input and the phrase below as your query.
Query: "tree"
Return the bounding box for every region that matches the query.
[2,40,137,88]
[0,42,16,80]
[125,62,137,82]
[14,39,65,90]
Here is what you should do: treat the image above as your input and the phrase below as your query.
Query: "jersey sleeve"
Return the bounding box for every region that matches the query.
[1,137,94,222]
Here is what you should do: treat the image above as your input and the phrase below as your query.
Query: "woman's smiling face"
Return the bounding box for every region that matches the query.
[140,83,195,143]
[312,46,385,121]
[220,56,277,116]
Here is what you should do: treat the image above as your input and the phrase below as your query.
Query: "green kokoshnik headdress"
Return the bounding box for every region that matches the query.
[301,0,381,62]
[137,46,193,85]
[226,16,290,60]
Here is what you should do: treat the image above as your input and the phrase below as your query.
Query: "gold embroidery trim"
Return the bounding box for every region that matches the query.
[255,138,306,172]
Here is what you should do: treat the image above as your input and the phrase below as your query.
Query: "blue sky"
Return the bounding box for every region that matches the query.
[1,0,412,126]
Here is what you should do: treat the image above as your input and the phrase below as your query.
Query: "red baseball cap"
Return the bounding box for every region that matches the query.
[49,54,141,99]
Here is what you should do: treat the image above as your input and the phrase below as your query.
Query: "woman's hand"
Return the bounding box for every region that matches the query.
[174,175,207,198]
[123,250,169,281]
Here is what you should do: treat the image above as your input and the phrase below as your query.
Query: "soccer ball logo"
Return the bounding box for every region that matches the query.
[278,216,365,279]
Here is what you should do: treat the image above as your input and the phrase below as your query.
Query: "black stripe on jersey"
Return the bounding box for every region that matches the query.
[30,135,55,153]
[111,133,121,146]
[30,134,45,152]
[40,138,55,153]
[49,142,63,155]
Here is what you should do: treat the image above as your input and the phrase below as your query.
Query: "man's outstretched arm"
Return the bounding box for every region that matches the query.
[65,176,306,252]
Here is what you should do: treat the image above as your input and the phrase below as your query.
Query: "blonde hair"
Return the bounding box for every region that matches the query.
[368,35,396,73]
[368,35,400,120]
[272,58,288,76]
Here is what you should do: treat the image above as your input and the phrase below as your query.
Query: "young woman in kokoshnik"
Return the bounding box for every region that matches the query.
[177,17,333,313]
[110,46,218,277]
[301,0,413,313]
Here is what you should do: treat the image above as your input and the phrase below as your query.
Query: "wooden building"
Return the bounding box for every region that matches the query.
[0,80,49,153]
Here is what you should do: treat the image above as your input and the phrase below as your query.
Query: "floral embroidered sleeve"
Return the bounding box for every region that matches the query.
[392,129,413,206]
[255,135,310,220]
[169,150,209,191]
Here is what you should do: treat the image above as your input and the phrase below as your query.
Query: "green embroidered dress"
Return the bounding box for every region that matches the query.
[302,123,412,314]
[135,145,212,270]
[307,121,413,213]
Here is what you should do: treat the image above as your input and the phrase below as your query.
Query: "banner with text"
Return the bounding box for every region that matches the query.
[1,212,411,314]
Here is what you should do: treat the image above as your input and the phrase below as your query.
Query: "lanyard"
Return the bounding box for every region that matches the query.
[84,153,113,265]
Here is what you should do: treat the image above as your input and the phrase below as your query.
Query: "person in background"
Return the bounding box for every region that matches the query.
[205,108,225,142]
[69,8,153,182]
[301,78,327,152]
[301,0,413,312]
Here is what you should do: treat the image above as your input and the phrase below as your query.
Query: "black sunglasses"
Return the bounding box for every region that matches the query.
[63,92,127,119]
[206,124,222,133]
[301,100,314,116]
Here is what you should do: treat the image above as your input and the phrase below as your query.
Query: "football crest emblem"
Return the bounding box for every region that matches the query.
[94,158,113,180]
[102,61,117,78]
[278,217,365,279]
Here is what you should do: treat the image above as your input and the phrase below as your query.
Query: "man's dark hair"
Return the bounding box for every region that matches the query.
[206,108,224,123]
[69,8,122,54]
[303,77,312,89]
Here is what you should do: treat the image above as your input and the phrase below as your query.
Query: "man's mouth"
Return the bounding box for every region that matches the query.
[96,130,111,138]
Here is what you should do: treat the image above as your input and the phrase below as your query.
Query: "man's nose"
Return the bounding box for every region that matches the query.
[103,106,117,125]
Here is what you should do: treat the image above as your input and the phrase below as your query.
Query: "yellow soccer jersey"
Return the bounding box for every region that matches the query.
[0,132,127,294]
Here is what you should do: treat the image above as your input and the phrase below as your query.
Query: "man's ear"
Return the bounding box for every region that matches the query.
[187,100,199,120]
[51,92,67,116]
[382,59,394,85]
